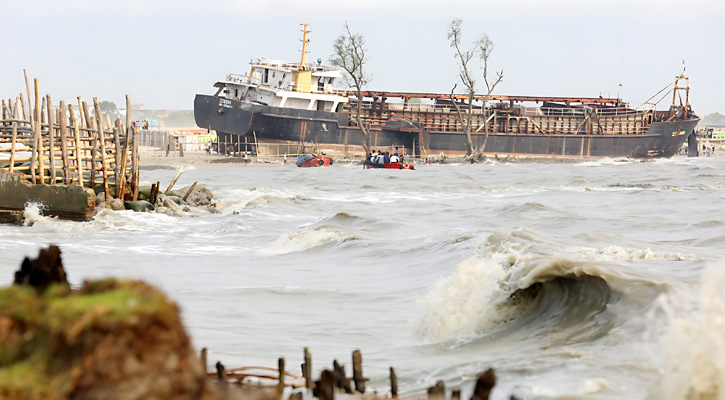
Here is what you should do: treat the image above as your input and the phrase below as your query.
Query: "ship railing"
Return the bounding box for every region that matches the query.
[346,100,654,136]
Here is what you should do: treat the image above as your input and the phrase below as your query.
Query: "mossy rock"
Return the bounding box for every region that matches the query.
[0,279,214,399]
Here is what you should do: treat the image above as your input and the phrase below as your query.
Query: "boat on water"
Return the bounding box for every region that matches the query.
[364,161,415,170]
[194,24,700,160]
[296,154,332,168]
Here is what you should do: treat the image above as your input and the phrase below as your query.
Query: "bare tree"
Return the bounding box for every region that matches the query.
[448,19,503,156]
[330,22,372,156]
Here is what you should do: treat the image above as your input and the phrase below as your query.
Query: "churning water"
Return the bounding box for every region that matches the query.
[2,156,725,399]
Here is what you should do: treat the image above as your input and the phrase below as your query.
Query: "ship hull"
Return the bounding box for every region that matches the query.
[195,94,698,159]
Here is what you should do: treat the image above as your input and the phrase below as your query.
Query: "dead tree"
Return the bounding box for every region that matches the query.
[330,22,373,156]
[448,19,504,157]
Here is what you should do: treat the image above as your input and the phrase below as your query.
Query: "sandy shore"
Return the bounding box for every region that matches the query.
[139,149,292,169]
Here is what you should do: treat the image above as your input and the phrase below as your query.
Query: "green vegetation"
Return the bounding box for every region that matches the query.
[701,112,725,125]
[162,111,196,127]
[0,279,179,399]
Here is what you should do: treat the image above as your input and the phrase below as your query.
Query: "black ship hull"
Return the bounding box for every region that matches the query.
[195,94,699,159]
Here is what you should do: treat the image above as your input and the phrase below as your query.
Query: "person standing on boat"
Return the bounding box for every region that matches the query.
[390,153,400,163]
[284,153,288,165]
[383,152,391,164]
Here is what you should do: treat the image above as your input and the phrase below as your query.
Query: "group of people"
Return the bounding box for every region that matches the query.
[131,120,150,130]
[364,148,408,168]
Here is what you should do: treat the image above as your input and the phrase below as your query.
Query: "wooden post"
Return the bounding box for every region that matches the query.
[93,98,109,200]
[68,104,85,188]
[132,126,139,201]
[471,369,496,400]
[352,350,365,393]
[427,380,445,399]
[164,165,184,195]
[304,347,312,389]
[182,181,198,201]
[9,111,18,173]
[46,94,56,184]
[278,357,285,389]
[390,367,398,398]
[117,124,129,200]
[23,70,34,132]
[59,101,70,184]
[34,79,44,184]
[82,101,97,188]
[318,370,335,400]
[333,360,351,393]
[1,99,6,120]
[113,119,121,181]
[200,348,207,374]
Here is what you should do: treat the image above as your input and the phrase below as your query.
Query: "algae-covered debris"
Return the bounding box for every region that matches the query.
[0,246,217,400]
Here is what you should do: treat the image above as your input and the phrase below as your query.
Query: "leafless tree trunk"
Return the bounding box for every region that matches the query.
[448,19,503,157]
[331,22,372,156]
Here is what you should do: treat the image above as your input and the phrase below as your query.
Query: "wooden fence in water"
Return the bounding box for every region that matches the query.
[0,71,140,202]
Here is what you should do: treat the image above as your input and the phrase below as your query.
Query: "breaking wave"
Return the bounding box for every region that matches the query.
[414,227,680,345]
[259,228,357,255]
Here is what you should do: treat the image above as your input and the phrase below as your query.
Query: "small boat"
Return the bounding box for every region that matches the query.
[296,154,332,168]
[364,161,415,170]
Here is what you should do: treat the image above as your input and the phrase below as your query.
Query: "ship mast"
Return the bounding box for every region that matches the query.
[299,23,310,70]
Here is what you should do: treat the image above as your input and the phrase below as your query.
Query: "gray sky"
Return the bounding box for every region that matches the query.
[3,0,723,115]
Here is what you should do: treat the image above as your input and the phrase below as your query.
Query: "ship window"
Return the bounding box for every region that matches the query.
[264,69,269,83]
[328,78,333,84]
[235,89,238,98]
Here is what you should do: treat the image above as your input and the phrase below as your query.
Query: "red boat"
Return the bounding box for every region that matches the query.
[364,161,415,170]
[296,154,333,167]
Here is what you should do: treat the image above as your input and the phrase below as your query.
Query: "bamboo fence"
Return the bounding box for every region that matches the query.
[0,72,140,202]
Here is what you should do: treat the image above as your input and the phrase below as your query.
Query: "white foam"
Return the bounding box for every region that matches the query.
[659,263,725,399]
[259,228,352,255]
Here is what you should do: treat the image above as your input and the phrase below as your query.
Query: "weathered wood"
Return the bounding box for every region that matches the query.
[352,350,365,393]
[390,367,398,398]
[33,79,43,184]
[149,182,158,205]
[59,101,71,184]
[93,98,109,200]
[278,357,285,389]
[8,117,18,173]
[113,119,121,180]
[200,348,207,374]
[2,99,6,120]
[46,94,56,184]
[427,380,445,399]
[68,104,85,188]
[164,165,184,195]
[23,70,34,131]
[182,181,197,201]
[317,370,335,400]
[333,360,351,393]
[132,126,139,201]
[304,347,312,389]
[471,368,496,400]
[81,101,97,187]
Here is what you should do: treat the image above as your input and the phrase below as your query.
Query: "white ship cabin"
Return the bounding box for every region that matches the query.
[212,58,349,112]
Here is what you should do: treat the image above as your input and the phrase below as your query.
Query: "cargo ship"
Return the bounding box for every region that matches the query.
[194,24,700,159]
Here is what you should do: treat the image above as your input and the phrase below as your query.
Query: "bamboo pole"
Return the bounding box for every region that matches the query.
[117,124,128,200]
[113,119,121,179]
[82,101,97,187]
[34,79,44,184]
[68,104,85,187]
[59,100,70,184]
[2,99,6,120]
[164,165,185,195]
[132,126,139,201]
[93,98,109,200]
[46,94,56,184]
[9,105,18,173]
[23,70,34,132]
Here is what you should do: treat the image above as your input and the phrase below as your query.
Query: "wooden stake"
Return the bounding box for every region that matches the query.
[93,98,109,200]
[68,104,85,187]
[59,101,70,184]
[182,181,197,201]
[304,347,312,389]
[82,101,97,188]
[132,126,139,201]
[390,367,398,398]
[33,79,44,184]
[164,165,184,195]
[46,94,56,184]
[352,350,365,393]
[23,70,34,132]
[278,357,285,389]
[113,119,121,181]
[9,110,18,173]
[200,348,207,374]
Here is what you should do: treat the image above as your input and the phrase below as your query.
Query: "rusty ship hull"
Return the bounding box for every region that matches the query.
[194,93,699,159]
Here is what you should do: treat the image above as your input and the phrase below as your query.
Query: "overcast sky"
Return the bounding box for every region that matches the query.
[3,0,723,115]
